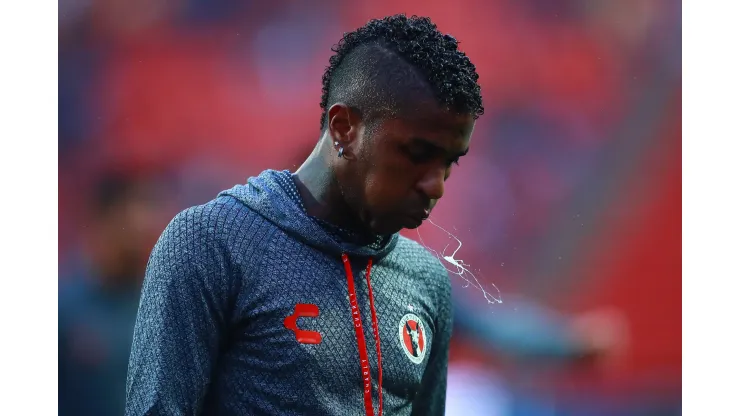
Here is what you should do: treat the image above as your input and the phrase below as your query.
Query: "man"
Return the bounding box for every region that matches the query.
[59,170,170,415]
[125,14,484,416]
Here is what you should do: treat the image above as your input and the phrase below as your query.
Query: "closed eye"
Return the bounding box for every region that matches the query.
[403,138,468,167]
[403,146,434,164]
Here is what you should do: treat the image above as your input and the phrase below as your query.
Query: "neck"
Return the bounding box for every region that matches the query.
[293,139,370,235]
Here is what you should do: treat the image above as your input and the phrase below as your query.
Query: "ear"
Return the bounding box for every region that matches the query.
[327,103,361,160]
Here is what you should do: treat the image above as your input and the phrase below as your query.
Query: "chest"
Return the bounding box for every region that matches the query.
[226,251,438,403]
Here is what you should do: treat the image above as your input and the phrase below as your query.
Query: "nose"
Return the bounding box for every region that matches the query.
[416,167,446,201]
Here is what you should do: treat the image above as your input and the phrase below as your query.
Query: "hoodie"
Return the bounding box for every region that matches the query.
[125,169,453,416]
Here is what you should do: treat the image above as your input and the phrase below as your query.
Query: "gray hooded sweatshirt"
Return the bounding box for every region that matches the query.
[125,169,452,416]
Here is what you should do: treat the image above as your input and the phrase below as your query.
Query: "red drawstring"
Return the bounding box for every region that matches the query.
[364,258,384,415]
[342,253,383,416]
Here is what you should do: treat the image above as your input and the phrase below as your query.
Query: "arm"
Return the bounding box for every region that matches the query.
[452,292,582,361]
[411,268,453,416]
[453,293,628,372]
[125,207,234,416]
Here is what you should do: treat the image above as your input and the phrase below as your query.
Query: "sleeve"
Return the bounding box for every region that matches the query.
[452,292,583,362]
[411,266,453,416]
[125,207,234,416]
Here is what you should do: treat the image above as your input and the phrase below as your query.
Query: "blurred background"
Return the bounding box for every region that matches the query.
[58,0,681,415]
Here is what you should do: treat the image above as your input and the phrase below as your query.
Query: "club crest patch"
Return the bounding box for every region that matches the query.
[398,313,427,364]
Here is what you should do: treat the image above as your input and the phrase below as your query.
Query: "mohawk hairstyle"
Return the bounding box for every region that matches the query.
[319,14,484,131]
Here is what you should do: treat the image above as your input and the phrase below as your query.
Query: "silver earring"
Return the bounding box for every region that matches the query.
[337,147,344,158]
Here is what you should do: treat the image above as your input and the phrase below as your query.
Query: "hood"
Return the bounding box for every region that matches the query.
[219,169,398,260]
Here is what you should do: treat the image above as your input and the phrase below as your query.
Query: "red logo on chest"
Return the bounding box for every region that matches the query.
[284,303,322,344]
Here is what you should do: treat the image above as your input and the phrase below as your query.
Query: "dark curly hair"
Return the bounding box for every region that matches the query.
[319,14,484,131]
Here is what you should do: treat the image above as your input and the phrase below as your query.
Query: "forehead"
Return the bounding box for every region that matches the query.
[373,104,475,151]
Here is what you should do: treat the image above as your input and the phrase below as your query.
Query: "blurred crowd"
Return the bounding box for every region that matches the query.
[59,0,682,415]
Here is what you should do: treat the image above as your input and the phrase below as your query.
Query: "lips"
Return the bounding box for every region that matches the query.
[406,209,430,224]
[402,215,423,228]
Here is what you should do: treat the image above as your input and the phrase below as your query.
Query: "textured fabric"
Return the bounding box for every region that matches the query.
[125,169,453,416]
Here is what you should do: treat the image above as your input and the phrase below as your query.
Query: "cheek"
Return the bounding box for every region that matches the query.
[358,144,417,211]
[363,170,412,211]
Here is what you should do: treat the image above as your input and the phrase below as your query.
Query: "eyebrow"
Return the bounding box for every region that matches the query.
[410,137,469,158]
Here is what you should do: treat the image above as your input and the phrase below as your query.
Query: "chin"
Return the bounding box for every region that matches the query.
[403,222,422,230]
[369,225,401,236]
[367,219,403,235]
[372,218,421,235]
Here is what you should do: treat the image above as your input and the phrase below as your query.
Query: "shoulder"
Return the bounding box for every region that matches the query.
[163,194,271,248]
[152,194,278,278]
[394,235,451,298]
[172,194,257,230]
[394,236,447,275]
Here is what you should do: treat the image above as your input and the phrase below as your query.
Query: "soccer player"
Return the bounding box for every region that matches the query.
[125,14,484,416]
[59,171,170,415]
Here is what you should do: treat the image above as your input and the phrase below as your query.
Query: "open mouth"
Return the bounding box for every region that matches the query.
[403,209,430,227]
